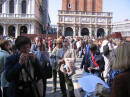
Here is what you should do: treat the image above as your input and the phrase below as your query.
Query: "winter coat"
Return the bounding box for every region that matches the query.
[0,50,10,87]
[81,52,105,77]
[5,53,46,97]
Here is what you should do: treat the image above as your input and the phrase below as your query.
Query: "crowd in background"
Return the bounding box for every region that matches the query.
[0,34,130,97]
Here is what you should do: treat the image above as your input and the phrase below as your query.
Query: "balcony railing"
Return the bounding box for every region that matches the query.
[58,10,112,17]
[0,13,35,19]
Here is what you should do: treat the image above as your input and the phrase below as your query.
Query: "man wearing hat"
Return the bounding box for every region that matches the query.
[50,39,67,97]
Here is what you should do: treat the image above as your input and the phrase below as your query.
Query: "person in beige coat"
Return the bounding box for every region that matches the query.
[60,39,76,97]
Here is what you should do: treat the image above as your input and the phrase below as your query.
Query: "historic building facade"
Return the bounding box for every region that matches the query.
[0,0,50,38]
[58,0,112,38]
[112,20,130,37]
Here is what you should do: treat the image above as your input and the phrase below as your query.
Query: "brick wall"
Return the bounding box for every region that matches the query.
[62,0,102,12]
[62,0,68,10]
[79,0,84,11]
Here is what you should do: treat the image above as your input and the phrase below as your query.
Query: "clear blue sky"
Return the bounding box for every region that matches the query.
[49,0,130,25]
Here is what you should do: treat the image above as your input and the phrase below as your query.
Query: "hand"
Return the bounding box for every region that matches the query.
[59,58,64,63]
[19,53,28,65]
[88,67,94,71]
[28,53,36,63]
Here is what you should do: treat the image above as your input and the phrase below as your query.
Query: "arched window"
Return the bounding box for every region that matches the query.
[9,0,14,13]
[20,26,27,35]
[81,28,89,36]
[0,4,2,13]
[65,27,73,36]
[21,0,26,14]
[8,25,15,37]
[97,28,105,38]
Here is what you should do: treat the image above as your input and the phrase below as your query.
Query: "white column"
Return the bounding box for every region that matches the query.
[6,1,9,13]
[3,24,7,36]
[62,26,65,36]
[31,23,35,34]
[27,0,31,14]
[63,16,65,23]
[73,26,76,36]
[89,25,92,38]
[18,0,21,14]
[78,26,81,37]
[2,2,6,13]
[15,24,19,38]
[31,0,35,14]
[95,26,98,38]
[105,26,108,37]
[28,24,31,34]
[15,0,19,14]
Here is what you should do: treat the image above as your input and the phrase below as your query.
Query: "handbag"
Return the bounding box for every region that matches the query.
[22,66,41,97]
[44,62,52,79]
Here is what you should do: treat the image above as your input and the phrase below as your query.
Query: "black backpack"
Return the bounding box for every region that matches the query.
[103,44,109,56]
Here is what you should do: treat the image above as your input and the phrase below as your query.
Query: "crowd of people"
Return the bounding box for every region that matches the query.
[0,34,130,97]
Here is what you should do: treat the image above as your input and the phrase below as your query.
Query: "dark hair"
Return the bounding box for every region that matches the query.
[90,44,97,52]
[0,39,10,50]
[15,36,31,50]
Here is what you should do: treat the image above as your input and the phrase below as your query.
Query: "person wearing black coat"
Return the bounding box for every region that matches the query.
[80,44,105,77]
[5,36,45,97]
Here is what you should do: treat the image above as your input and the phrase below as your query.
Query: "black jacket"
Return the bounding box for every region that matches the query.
[81,52,105,73]
[5,53,45,97]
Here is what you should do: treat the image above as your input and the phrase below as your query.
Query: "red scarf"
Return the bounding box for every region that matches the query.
[91,54,99,67]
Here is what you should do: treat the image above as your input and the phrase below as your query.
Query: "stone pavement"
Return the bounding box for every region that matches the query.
[45,58,86,97]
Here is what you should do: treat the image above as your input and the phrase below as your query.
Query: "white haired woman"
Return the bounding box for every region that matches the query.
[110,42,130,97]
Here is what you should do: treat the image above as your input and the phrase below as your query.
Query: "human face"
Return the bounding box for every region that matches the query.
[5,42,10,51]
[57,43,62,48]
[63,40,69,47]
[35,37,40,45]
[19,44,31,53]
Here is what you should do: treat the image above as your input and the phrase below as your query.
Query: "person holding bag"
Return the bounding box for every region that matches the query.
[60,39,76,97]
[50,39,67,97]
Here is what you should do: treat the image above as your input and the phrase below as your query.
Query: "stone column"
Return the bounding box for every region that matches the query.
[15,24,19,38]
[89,25,92,38]
[73,26,76,36]
[2,1,7,13]
[31,0,35,14]
[78,26,81,37]
[31,23,35,34]
[63,16,65,23]
[3,24,7,36]
[19,0,21,14]
[15,0,19,14]
[62,25,65,36]
[27,24,30,34]
[27,0,31,14]
[95,26,98,38]
[105,26,108,37]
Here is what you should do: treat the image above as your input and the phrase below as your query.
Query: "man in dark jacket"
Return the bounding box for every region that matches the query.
[5,36,45,97]
[81,44,105,77]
